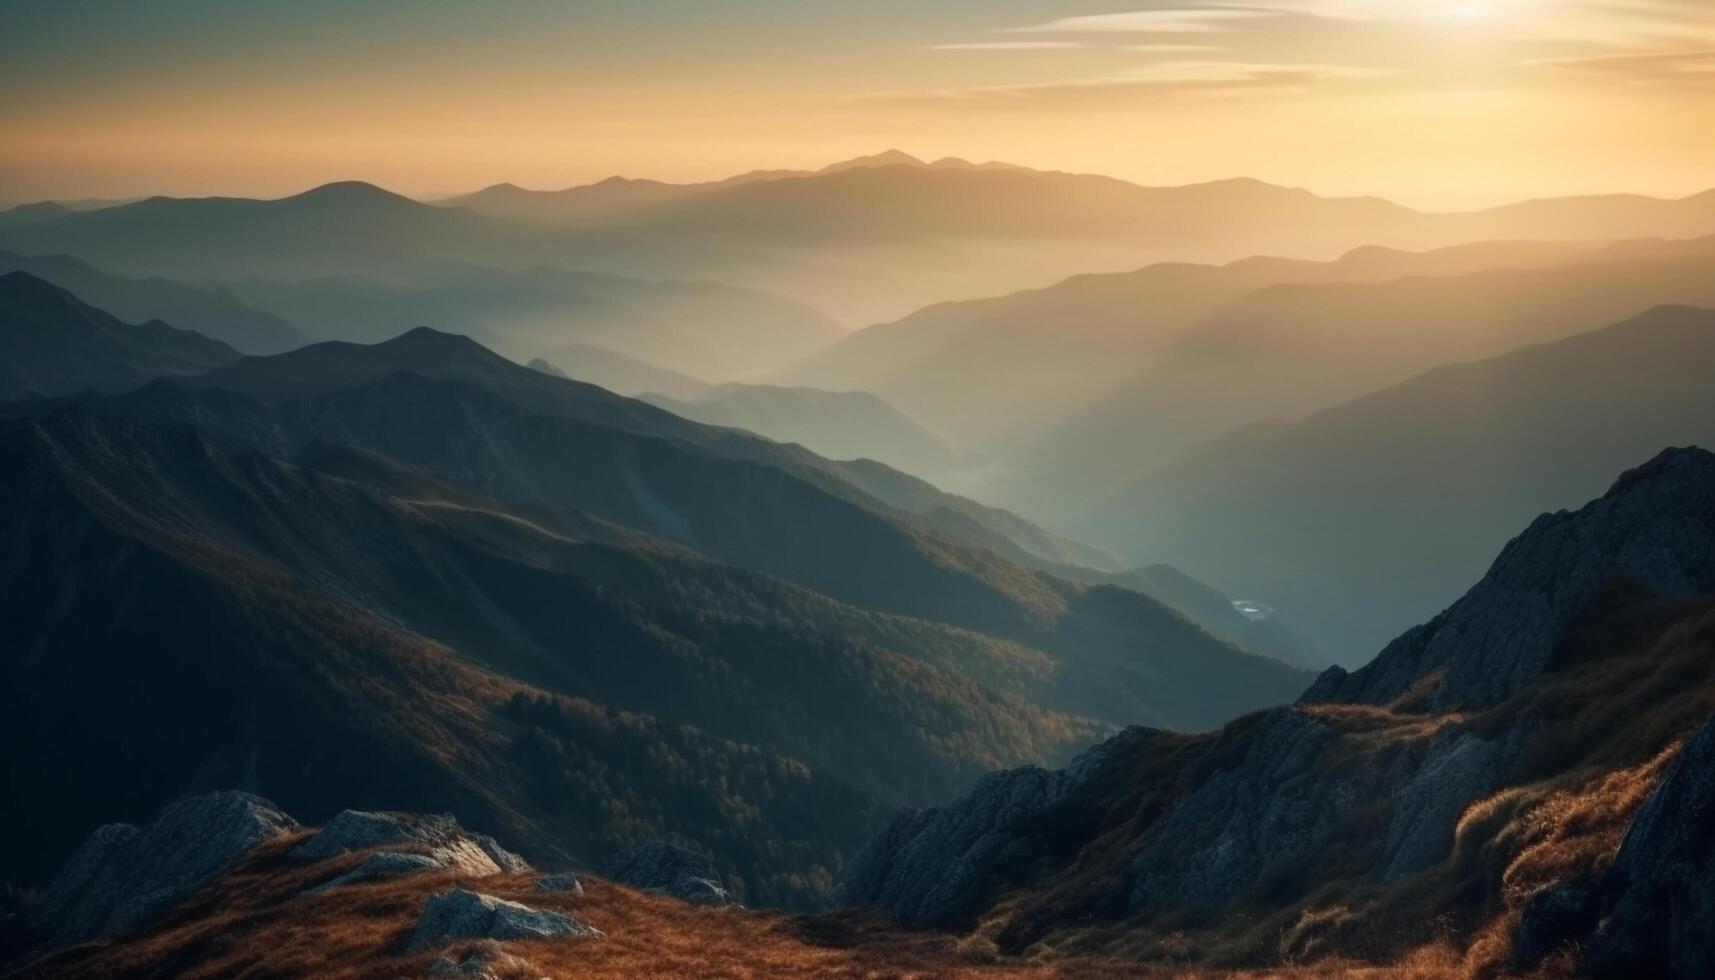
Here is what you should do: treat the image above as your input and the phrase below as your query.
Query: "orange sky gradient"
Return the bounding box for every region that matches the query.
[2,1,1712,209]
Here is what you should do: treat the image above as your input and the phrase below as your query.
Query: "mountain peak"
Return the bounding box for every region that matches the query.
[817,149,927,174]
[379,324,488,352]
[0,269,79,306]
[282,181,419,208]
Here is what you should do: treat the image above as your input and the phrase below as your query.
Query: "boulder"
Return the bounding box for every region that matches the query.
[291,810,528,878]
[408,889,600,951]
[35,791,297,947]
[306,852,444,895]
[534,873,584,896]
[607,841,730,905]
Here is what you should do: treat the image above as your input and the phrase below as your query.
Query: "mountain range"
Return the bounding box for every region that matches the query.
[0,274,1311,912]
[5,154,1714,327]
[0,271,239,400]
[786,238,1605,455]
[12,447,1713,978]
[1084,304,1715,661]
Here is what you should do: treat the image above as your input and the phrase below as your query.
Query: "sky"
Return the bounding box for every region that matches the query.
[2,0,1712,209]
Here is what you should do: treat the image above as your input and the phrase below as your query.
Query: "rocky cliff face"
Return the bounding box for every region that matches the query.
[1304,447,1715,709]
[33,791,296,948]
[839,727,1158,928]
[1582,715,1715,975]
[843,448,1715,973]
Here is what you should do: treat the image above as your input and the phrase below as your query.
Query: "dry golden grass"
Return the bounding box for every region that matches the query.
[15,834,1491,980]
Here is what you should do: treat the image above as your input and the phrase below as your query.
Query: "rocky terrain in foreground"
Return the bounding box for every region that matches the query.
[842,448,1715,977]
[8,448,1713,979]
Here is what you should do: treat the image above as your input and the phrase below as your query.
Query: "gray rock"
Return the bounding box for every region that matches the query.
[1306,448,1715,710]
[534,872,584,896]
[291,810,528,878]
[839,727,1157,926]
[35,791,297,947]
[471,834,533,875]
[1380,733,1501,879]
[1585,714,1715,977]
[306,851,445,895]
[1128,709,1354,911]
[606,841,730,905]
[408,888,600,951]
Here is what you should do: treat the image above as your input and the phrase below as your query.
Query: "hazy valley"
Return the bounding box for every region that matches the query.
[4,4,1715,973]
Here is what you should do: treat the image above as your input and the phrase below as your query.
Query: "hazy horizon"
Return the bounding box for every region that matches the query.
[5,1,1713,209]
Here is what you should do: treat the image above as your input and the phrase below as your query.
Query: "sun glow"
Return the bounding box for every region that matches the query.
[1447,3,1491,22]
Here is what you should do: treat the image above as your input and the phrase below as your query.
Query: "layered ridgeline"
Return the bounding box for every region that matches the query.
[526,349,956,481]
[4,154,1714,326]
[223,265,841,380]
[0,280,1310,910]
[1018,234,1715,511]
[844,448,1715,976]
[0,271,239,400]
[787,239,1602,455]
[638,384,955,478]
[1085,304,1715,662]
[0,249,307,354]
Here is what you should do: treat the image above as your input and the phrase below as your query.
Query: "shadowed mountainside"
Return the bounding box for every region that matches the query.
[1083,304,1715,661]
[640,383,955,477]
[843,448,1715,974]
[0,271,239,400]
[0,294,1311,913]
[0,250,307,354]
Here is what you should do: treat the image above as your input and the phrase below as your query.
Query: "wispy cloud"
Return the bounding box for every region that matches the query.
[861,60,1396,103]
[1005,9,1276,34]
[928,41,1086,51]
[1528,47,1715,83]
[1125,44,1226,52]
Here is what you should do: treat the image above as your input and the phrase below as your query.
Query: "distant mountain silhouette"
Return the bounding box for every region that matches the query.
[0,250,306,353]
[0,271,238,400]
[641,383,955,477]
[789,238,1598,451]
[11,159,1711,325]
[1086,304,1715,661]
[532,343,710,400]
[227,266,839,380]
[1002,233,1715,516]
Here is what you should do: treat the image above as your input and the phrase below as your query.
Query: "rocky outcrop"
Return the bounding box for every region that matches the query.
[1306,448,1715,710]
[1127,709,1354,910]
[534,872,584,896]
[407,889,600,951]
[293,810,529,883]
[840,727,1156,926]
[1584,715,1715,977]
[305,852,445,895]
[34,791,297,946]
[1380,732,1503,879]
[606,841,731,905]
